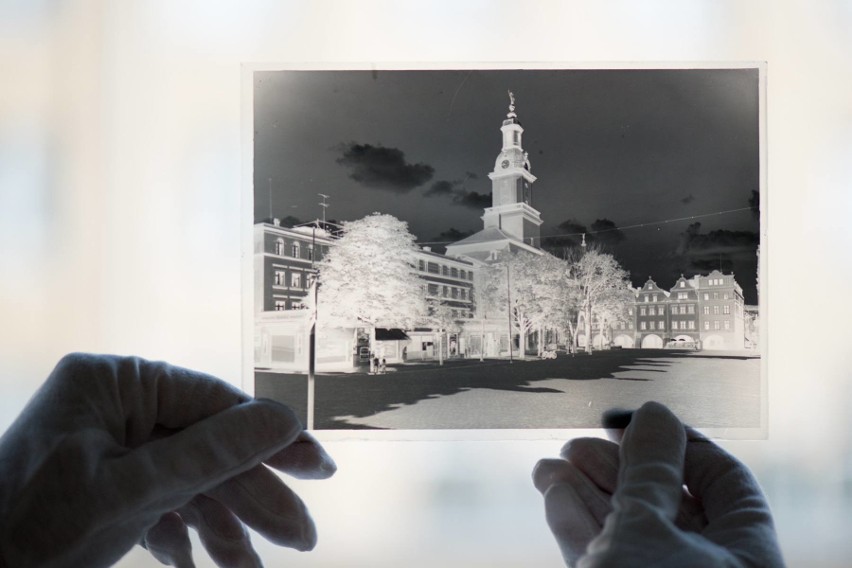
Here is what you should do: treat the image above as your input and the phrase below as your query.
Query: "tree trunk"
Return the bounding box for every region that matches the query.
[585,304,593,354]
[519,327,526,360]
[438,329,444,366]
[480,318,485,362]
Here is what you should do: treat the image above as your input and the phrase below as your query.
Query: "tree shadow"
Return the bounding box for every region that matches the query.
[257,350,690,428]
[256,349,760,429]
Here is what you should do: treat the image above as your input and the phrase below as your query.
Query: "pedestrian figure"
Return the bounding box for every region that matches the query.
[380,357,387,374]
[369,353,376,374]
[373,355,379,375]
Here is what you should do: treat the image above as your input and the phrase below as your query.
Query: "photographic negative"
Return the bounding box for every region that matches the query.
[245,64,766,437]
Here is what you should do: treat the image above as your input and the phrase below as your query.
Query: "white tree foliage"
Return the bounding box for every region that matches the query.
[315,213,427,334]
[480,250,565,360]
[573,248,632,353]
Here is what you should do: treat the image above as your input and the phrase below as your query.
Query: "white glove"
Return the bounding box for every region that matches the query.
[533,401,784,567]
[0,353,336,568]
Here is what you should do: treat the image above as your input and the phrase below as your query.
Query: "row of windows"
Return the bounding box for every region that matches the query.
[640,305,697,316]
[703,292,732,301]
[640,321,666,331]
[671,321,697,330]
[704,320,731,331]
[702,305,731,315]
[274,299,304,311]
[419,260,473,281]
[707,278,726,286]
[645,290,738,302]
[273,270,314,289]
[274,239,315,261]
[425,283,469,301]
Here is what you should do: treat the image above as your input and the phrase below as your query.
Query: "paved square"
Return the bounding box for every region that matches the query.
[256,349,761,430]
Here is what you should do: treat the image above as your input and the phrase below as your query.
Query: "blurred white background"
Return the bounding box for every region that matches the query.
[1,1,851,566]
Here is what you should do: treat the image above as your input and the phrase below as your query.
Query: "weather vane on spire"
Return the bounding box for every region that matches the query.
[507,90,516,116]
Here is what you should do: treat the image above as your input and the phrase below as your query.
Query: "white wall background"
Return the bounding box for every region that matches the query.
[1,1,850,566]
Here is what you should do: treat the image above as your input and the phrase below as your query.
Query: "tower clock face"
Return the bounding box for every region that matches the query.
[501,159,509,169]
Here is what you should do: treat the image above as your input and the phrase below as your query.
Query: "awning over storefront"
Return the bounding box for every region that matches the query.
[375,328,410,341]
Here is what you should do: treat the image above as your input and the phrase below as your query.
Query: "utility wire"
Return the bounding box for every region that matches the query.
[417,206,753,245]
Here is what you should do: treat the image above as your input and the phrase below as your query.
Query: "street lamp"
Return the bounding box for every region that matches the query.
[307,225,318,430]
[507,261,513,364]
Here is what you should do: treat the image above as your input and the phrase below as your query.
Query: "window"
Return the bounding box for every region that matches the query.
[704,321,710,330]
[628,322,633,329]
[713,306,720,315]
[306,247,313,261]
[640,322,646,330]
[687,305,695,315]
[451,288,458,299]
[644,295,649,303]
[659,306,665,315]
[460,269,466,280]
[427,262,439,274]
[688,321,695,330]
[723,305,731,315]
[649,306,656,316]
[291,243,299,258]
[714,321,721,330]
[428,283,438,295]
[652,294,658,302]
[291,272,302,288]
[628,308,633,315]
[678,292,687,300]
[724,321,731,330]
[640,307,646,316]
[274,270,286,286]
[274,300,286,311]
[672,321,678,330]
[650,321,656,330]
[419,260,425,271]
[659,320,665,329]
[275,238,284,255]
[680,281,686,288]
[704,293,709,301]
[713,292,720,300]
[679,306,686,315]
[442,265,449,276]
[451,309,458,318]
[451,267,458,278]
[442,286,448,297]
[703,306,710,315]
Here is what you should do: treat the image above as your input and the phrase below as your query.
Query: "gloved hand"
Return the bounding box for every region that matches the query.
[533,401,784,567]
[0,353,336,568]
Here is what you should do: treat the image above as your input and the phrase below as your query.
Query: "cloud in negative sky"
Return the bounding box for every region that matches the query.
[336,142,434,192]
[453,190,490,209]
[674,222,758,274]
[681,194,695,204]
[590,218,626,246]
[424,172,488,209]
[425,179,455,196]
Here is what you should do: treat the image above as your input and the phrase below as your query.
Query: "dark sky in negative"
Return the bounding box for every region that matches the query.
[254,68,761,303]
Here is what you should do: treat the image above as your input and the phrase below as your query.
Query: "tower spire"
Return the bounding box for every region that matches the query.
[507,90,517,118]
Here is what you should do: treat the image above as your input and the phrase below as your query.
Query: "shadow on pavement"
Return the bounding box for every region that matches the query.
[254,349,725,428]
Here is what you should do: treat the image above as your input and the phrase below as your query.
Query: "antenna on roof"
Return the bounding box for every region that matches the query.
[318,193,330,225]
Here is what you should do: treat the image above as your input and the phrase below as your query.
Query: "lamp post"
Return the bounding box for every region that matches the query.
[507,261,513,364]
[307,225,317,429]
